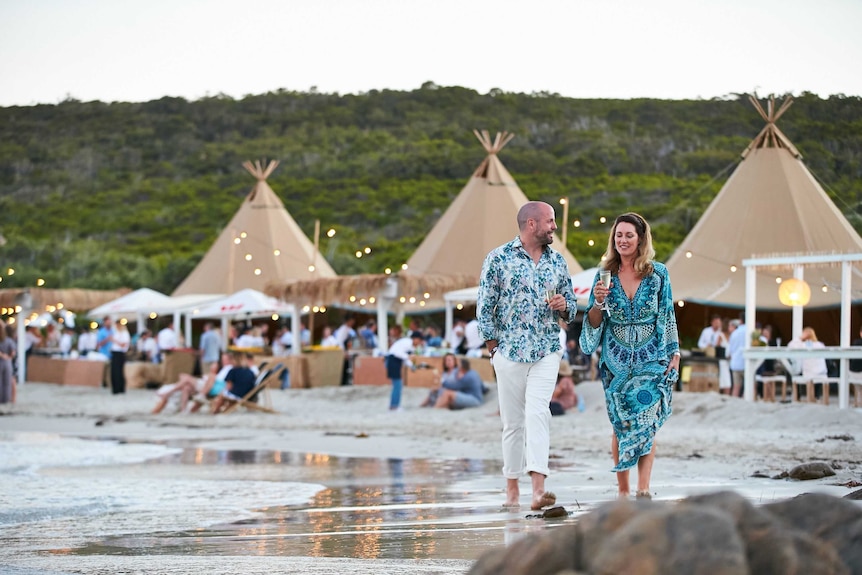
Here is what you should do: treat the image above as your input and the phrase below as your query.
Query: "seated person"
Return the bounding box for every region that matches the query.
[210,352,259,414]
[186,353,235,413]
[433,358,485,410]
[787,326,828,377]
[421,353,458,407]
[549,360,579,416]
[152,360,221,414]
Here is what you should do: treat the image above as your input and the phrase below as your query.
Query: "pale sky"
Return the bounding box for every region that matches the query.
[1,0,861,107]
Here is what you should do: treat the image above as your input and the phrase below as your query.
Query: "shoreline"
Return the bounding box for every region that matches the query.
[1,381,860,574]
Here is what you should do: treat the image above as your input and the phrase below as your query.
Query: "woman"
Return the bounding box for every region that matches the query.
[0,320,16,405]
[421,353,459,407]
[579,212,680,499]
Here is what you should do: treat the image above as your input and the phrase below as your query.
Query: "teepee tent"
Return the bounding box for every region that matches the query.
[172,160,337,297]
[666,96,862,312]
[406,130,583,277]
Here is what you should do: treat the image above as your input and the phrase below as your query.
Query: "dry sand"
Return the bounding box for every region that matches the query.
[1,379,860,574]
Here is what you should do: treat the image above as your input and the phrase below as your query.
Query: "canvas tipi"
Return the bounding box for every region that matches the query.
[666,96,862,310]
[406,130,583,279]
[172,160,337,296]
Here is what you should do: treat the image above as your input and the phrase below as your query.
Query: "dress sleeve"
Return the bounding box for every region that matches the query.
[654,263,680,358]
[578,271,603,356]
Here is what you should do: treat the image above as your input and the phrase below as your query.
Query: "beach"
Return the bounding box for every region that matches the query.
[1,379,860,574]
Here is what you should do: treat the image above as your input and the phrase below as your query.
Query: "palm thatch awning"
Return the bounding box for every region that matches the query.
[266,272,477,307]
[0,288,130,313]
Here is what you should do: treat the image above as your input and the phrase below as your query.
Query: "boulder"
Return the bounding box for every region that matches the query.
[787,462,836,480]
[468,490,861,575]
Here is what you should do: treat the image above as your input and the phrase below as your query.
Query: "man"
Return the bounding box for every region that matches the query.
[333,313,357,386]
[433,358,484,410]
[157,321,178,363]
[210,352,258,414]
[477,201,577,511]
[77,325,97,356]
[463,319,484,357]
[136,329,158,362]
[726,318,746,397]
[96,317,113,359]
[198,322,221,374]
[697,315,724,350]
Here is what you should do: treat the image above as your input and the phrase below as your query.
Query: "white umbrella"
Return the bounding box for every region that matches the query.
[192,288,295,318]
[88,287,175,317]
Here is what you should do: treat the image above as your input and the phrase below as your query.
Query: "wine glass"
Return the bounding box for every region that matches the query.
[599,270,612,312]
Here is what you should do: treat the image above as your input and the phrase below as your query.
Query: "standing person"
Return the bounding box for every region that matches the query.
[477,201,577,511]
[697,315,726,353]
[96,317,113,359]
[384,326,424,411]
[198,322,221,374]
[109,321,131,394]
[157,321,178,363]
[579,212,680,500]
[77,325,97,356]
[0,319,16,405]
[726,318,746,397]
[334,313,357,386]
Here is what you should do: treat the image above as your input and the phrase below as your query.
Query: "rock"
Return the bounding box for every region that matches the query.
[765,493,862,573]
[844,488,862,500]
[787,462,836,480]
[589,505,748,575]
[542,506,569,519]
[468,491,860,575]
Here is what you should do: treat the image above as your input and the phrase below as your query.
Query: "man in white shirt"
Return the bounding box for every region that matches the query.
[157,322,178,363]
[333,314,357,386]
[697,315,724,350]
[463,319,484,356]
[77,327,97,356]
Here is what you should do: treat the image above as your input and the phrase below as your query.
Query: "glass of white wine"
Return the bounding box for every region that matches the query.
[599,270,612,312]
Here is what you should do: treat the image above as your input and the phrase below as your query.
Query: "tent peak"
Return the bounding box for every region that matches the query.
[473,129,514,155]
[742,95,801,159]
[472,130,515,178]
[242,159,279,181]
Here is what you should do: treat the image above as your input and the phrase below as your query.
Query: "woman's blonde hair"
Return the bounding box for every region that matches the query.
[601,212,655,277]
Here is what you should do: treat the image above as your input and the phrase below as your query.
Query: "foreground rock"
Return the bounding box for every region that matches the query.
[468,491,861,575]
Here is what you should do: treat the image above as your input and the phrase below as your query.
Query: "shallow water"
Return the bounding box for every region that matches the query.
[0,432,578,567]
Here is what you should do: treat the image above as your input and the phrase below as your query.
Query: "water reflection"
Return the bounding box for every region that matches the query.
[68,447,578,561]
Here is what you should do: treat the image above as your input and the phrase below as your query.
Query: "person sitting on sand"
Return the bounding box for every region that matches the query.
[210,352,258,414]
[432,358,485,410]
[421,353,459,407]
[152,360,222,414]
[549,360,579,416]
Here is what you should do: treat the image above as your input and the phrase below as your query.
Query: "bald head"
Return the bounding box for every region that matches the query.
[517,201,551,230]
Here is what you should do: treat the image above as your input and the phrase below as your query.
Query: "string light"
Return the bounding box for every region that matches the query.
[254,268,261,275]
[677,301,685,307]
[327,228,336,238]
[588,240,595,246]
[359,298,367,305]
[369,297,376,304]
[401,264,408,270]
[244,254,252,261]
[36,278,45,286]
[355,251,363,258]
[240,232,247,239]
[7,268,14,275]
[233,238,241,245]
[384,268,392,274]
[149,312,157,319]
[273,249,281,256]
[399,296,406,303]
[729,265,737,272]
[272,314,279,321]
[573,220,581,227]
[364,247,371,254]
[599,216,607,224]
[308,265,315,272]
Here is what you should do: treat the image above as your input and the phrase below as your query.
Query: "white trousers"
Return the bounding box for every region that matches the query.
[493,351,562,478]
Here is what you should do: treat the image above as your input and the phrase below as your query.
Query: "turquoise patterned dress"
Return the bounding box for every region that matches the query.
[579,262,679,472]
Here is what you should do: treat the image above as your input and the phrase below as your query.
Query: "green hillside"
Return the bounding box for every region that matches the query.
[1,85,861,294]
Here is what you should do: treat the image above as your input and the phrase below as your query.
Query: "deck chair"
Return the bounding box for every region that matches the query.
[222,363,286,414]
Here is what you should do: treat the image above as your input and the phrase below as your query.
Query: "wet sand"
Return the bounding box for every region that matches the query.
[1,380,860,574]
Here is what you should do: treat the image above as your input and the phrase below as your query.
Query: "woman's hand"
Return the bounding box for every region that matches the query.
[666,353,681,374]
[593,281,610,306]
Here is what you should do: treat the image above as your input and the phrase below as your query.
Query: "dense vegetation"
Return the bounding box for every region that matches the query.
[2,84,861,294]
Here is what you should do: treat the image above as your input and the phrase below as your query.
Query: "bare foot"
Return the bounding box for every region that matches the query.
[531,491,556,510]
[617,491,630,499]
[636,490,652,500]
